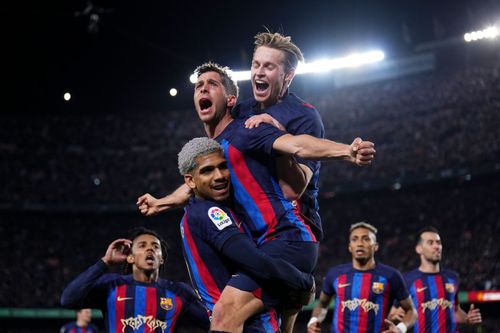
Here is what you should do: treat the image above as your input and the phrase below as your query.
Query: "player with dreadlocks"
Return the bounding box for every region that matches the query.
[61,227,210,333]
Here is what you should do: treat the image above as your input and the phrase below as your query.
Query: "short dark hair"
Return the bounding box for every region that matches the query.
[124,227,169,273]
[194,62,239,98]
[416,226,440,244]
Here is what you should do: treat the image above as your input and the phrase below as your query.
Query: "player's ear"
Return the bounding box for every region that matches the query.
[126,254,135,264]
[184,174,196,190]
[415,244,422,255]
[227,95,236,108]
[284,68,295,84]
[374,242,379,252]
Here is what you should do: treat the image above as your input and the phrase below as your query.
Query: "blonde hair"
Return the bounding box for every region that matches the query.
[254,31,304,72]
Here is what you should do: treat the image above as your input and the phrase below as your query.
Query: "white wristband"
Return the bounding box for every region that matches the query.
[307,317,319,327]
[396,322,407,333]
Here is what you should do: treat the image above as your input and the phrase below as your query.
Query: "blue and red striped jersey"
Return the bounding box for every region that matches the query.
[60,321,98,333]
[215,118,317,245]
[323,263,409,333]
[404,269,460,333]
[233,93,325,240]
[180,197,281,332]
[61,261,210,333]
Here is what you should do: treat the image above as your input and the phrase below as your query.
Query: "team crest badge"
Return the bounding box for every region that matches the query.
[160,297,173,310]
[208,207,233,230]
[372,282,384,294]
[445,283,455,293]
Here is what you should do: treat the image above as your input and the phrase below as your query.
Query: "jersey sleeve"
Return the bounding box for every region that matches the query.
[187,202,244,251]
[60,260,112,309]
[220,233,313,290]
[390,269,410,301]
[322,267,338,296]
[238,122,287,156]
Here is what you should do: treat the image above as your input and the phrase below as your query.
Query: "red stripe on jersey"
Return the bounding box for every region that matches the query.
[302,103,315,109]
[357,273,372,333]
[227,145,278,236]
[82,328,87,333]
[183,219,221,302]
[434,275,447,332]
[169,296,184,332]
[379,280,391,331]
[70,328,76,333]
[144,287,157,333]
[414,279,426,333]
[115,284,126,333]
[268,308,280,331]
[336,274,347,333]
[252,288,262,299]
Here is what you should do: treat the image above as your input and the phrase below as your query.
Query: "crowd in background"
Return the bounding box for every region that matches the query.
[1,55,499,331]
[1,62,500,205]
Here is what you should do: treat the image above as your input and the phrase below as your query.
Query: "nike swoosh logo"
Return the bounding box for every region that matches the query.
[417,287,427,292]
[117,296,133,302]
[338,283,351,288]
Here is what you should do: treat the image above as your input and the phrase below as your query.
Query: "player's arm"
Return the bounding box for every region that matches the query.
[388,305,406,323]
[275,155,313,200]
[307,291,334,333]
[220,233,313,290]
[176,282,211,330]
[272,134,375,166]
[382,297,417,333]
[137,184,192,216]
[61,239,131,308]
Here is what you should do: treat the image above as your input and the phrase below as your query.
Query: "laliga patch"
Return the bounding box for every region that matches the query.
[208,207,233,230]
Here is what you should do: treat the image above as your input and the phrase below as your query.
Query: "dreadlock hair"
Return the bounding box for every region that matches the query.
[123,227,169,275]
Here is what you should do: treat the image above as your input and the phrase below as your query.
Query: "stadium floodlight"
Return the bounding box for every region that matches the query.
[188,50,385,83]
[464,26,498,42]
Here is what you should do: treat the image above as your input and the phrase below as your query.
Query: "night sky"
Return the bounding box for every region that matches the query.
[8,0,498,114]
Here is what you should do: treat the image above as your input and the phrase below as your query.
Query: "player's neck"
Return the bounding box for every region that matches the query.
[204,113,233,139]
[353,257,376,271]
[419,259,440,273]
[133,268,159,283]
[76,318,87,327]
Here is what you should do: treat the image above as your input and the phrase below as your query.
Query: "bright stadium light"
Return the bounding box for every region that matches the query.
[188,50,385,82]
[464,26,498,42]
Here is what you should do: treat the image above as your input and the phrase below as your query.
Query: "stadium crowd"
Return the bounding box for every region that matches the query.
[1,53,499,332]
[1,63,499,205]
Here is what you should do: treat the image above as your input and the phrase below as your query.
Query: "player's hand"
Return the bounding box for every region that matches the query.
[350,137,375,166]
[381,319,403,333]
[466,304,482,324]
[307,320,321,333]
[388,307,405,322]
[102,239,132,266]
[245,114,285,130]
[137,193,161,216]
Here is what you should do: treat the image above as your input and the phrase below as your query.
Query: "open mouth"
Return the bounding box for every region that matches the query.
[212,182,229,191]
[254,80,269,92]
[145,253,155,264]
[199,98,213,111]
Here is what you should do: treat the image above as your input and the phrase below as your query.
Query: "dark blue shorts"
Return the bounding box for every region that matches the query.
[226,239,319,308]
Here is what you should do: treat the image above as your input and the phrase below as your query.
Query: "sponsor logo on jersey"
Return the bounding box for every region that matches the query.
[372,282,385,294]
[208,207,232,230]
[421,298,453,312]
[341,298,380,314]
[160,297,173,310]
[121,315,167,332]
[337,283,351,289]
